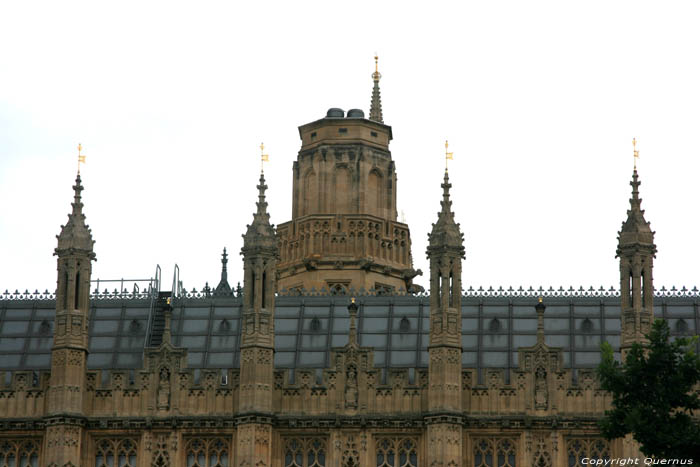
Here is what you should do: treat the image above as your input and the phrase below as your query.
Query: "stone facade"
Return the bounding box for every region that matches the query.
[1,62,693,466]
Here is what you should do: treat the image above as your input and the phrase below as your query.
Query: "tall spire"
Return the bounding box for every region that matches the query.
[427,170,464,254]
[242,172,276,250]
[56,173,95,257]
[618,168,654,240]
[369,54,384,123]
[214,247,232,295]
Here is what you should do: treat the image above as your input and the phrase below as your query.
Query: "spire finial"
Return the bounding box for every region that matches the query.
[221,247,228,278]
[214,247,232,296]
[633,137,639,170]
[162,299,172,346]
[372,53,381,81]
[535,298,546,345]
[77,143,86,175]
[369,54,384,123]
[445,140,454,172]
[260,142,269,173]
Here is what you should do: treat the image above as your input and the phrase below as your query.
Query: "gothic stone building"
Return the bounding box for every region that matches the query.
[0,64,699,467]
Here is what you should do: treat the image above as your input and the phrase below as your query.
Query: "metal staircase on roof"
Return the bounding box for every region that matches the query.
[145,264,183,348]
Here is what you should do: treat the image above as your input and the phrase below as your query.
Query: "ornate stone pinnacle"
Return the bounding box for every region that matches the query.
[369,55,383,123]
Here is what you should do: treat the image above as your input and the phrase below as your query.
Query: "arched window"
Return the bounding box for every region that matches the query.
[62,269,69,309]
[94,438,137,467]
[75,270,80,309]
[0,439,40,467]
[335,167,351,213]
[376,438,418,467]
[185,438,230,467]
[284,438,326,467]
[566,438,610,467]
[367,170,383,217]
[473,438,516,467]
[303,171,317,216]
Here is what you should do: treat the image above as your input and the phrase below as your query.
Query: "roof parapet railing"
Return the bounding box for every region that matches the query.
[90,277,156,298]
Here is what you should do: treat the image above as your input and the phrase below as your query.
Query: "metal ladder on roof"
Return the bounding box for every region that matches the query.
[145,265,183,347]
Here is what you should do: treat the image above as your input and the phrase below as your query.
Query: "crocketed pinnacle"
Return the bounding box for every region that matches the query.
[242,172,277,252]
[214,247,232,295]
[369,55,383,123]
[618,169,655,250]
[427,171,465,256]
[55,173,96,258]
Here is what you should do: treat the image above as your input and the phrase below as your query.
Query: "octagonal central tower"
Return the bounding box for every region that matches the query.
[276,97,417,294]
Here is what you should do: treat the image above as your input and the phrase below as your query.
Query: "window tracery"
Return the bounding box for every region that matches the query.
[472,438,517,467]
[185,437,230,467]
[567,438,610,467]
[94,438,138,467]
[375,437,418,467]
[283,438,326,467]
[0,439,40,467]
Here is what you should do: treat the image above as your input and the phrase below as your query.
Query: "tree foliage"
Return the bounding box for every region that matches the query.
[597,319,700,457]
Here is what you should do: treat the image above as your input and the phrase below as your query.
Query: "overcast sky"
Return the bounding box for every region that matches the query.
[1,1,699,294]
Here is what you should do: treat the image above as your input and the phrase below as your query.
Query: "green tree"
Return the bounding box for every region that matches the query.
[597,319,700,457]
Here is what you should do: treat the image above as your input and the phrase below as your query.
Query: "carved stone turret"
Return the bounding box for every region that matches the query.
[426,169,465,466]
[617,168,656,356]
[238,172,277,467]
[46,173,96,466]
[276,61,418,294]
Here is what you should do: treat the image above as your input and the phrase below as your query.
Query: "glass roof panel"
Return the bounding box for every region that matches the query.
[1,321,29,334]
[0,337,25,351]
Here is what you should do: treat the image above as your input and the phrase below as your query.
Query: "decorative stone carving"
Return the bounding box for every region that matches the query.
[341,434,359,467]
[344,365,358,409]
[534,366,548,410]
[157,367,170,411]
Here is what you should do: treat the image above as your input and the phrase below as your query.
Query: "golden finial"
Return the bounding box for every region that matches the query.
[260,142,269,173]
[372,53,381,81]
[632,137,639,170]
[77,143,86,174]
[445,140,454,171]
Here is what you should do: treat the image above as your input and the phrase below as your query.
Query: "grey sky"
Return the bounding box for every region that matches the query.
[1,1,699,293]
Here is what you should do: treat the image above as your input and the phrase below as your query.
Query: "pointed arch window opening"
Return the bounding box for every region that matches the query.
[449,271,454,307]
[75,269,81,309]
[641,269,645,308]
[62,269,69,310]
[262,271,267,309]
[250,270,256,309]
[628,269,633,308]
